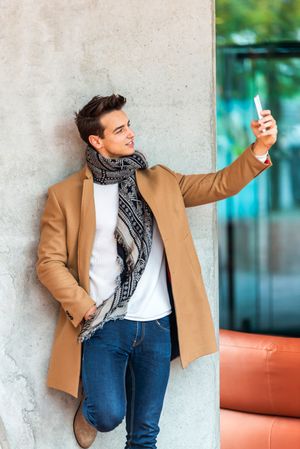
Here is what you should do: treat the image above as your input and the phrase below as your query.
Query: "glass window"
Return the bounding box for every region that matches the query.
[217,43,300,336]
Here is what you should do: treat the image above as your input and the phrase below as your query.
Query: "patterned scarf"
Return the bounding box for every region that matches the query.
[78,144,154,342]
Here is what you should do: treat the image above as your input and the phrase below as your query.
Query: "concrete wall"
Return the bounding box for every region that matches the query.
[0,1,219,448]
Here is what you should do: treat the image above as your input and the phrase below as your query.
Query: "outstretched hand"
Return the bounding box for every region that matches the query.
[251,110,278,153]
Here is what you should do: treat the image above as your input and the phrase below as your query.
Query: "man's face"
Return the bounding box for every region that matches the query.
[89,109,135,159]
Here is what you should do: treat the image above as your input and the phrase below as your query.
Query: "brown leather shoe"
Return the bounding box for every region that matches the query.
[73,397,97,448]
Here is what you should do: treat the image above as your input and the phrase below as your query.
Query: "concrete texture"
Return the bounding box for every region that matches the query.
[0,1,219,448]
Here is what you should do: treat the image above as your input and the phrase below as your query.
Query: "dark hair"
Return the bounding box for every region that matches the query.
[74,94,127,144]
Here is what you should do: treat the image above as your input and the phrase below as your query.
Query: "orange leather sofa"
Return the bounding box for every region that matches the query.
[220,329,300,448]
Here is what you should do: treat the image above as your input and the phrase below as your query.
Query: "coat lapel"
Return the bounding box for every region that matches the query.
[77,164,96,293]
[135,169,169,243]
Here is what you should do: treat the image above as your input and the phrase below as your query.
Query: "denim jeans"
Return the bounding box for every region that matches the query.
[81,313,172,449]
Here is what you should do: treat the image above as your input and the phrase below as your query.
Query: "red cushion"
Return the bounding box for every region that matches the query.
[220,329,300,417]
[221,408,300,449]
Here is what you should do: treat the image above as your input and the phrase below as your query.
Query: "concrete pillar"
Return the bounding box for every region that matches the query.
[0,1,219,448]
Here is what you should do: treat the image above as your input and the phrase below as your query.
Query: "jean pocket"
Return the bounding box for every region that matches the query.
[155,315,171,331]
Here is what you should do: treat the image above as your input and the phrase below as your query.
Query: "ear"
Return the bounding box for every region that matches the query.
[88,135,103,149]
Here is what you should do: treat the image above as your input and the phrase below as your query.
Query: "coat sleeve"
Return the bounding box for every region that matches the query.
[160,144,272,207]
[35,187,96,328]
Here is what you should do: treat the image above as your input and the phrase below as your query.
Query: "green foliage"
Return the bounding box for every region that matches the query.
[216,0,300,45]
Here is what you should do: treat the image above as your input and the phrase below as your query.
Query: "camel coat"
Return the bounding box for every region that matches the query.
[36,144,272,398]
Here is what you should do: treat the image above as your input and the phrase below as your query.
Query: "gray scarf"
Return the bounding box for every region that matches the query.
[78,144,154,342]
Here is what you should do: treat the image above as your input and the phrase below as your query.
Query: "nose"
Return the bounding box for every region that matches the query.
[127,127,135,139]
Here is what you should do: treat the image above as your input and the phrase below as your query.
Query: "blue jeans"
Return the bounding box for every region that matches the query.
[81,314,172,449]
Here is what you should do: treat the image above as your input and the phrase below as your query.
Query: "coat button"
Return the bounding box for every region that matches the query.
[66,310,74,320]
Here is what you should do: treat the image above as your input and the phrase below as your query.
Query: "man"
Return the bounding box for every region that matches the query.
[36,94,277,448]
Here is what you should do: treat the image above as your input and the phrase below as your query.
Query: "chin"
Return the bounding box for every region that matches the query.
[125,147,135,156]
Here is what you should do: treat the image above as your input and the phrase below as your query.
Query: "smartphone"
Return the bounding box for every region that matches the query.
[254,94,263,119]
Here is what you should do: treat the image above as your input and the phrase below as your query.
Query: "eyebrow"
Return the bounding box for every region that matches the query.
[113,119,130,133]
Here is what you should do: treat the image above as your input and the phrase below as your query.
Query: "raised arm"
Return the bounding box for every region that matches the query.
[35,187,96,328]
[164,109,277,207]
[172,143,272,207]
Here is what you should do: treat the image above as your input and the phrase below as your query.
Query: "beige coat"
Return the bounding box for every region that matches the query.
[36,144,271,398]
